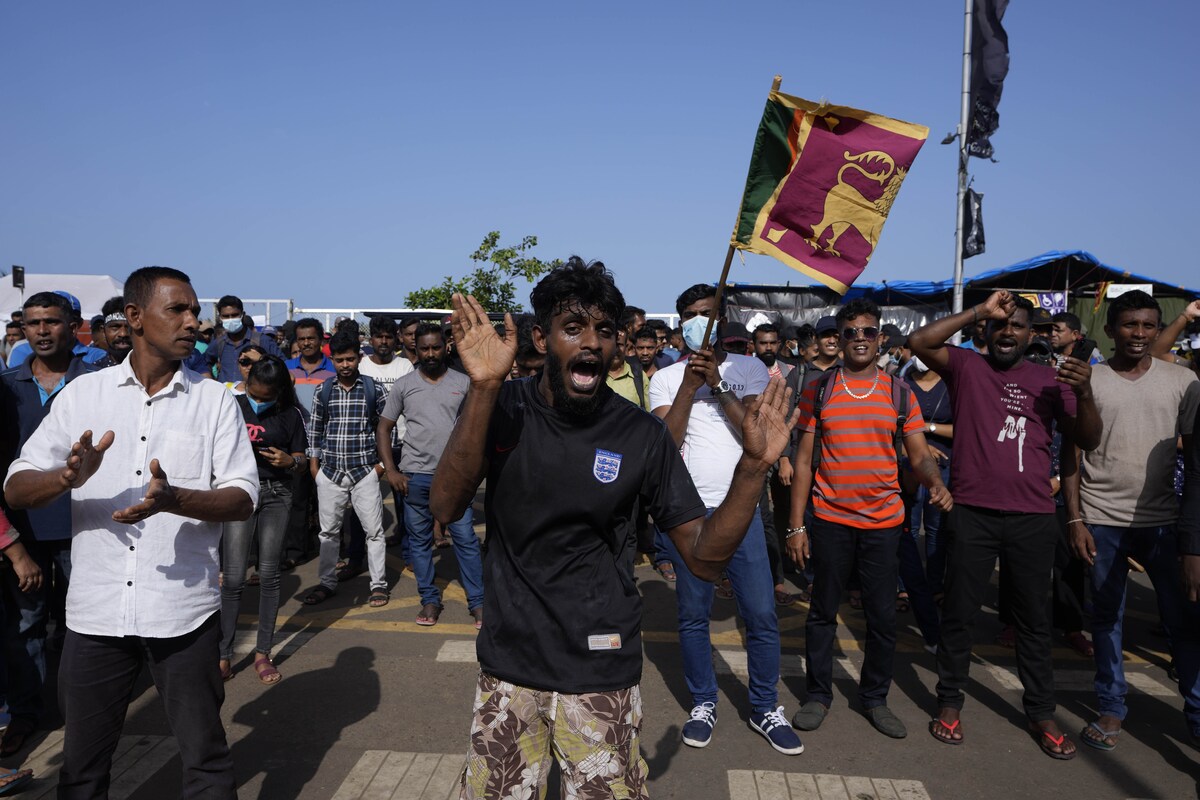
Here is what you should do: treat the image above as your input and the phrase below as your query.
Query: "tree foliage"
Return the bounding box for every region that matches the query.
[405,231,562,312]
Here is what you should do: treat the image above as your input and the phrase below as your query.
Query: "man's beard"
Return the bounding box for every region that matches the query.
[547,351,607,418]
[758,352,777,368]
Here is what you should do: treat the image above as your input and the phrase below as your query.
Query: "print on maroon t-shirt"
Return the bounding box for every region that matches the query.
[939,346,1076,514]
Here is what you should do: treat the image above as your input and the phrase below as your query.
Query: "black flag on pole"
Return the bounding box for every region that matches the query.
[967,0,1009,160]
[963,188,985,258]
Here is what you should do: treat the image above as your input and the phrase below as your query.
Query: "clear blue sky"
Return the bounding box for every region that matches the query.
[2,1,1195,314]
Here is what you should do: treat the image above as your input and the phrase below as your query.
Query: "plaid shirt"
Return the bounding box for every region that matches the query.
[307,375,387,483]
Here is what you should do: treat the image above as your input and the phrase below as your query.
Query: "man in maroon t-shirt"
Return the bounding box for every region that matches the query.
[909,290,1101,760]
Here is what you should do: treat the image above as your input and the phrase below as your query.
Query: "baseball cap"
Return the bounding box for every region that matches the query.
[815,316,838,335]
[721,321,751,343]
[53,291,82,315]
[881,323,907,346]
[1031,308,1053,328]
[198,320,215,333]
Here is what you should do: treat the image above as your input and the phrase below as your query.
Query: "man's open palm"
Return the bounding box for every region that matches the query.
[740,377,797,466]
[450,293,517,386]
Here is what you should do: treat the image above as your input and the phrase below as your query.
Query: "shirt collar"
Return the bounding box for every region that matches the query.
[14,353,92,382]
[114,356,192,397]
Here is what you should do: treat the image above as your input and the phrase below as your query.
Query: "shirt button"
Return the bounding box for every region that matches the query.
[141,436,147,442]
[126,581,133,586]
[129,546,135,551]
[136,470,142,476]
[145,401,151,407]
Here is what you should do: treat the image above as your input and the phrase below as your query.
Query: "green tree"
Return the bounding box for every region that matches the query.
[405,231,563,312]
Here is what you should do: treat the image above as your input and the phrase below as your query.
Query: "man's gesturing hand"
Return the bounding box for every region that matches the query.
[450,293,516,388]
[977,290,1016,322]
[60,430,115,491]
[740,376,798,467]
[112,459,179,523]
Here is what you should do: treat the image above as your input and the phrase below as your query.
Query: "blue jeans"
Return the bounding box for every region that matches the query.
[663,509,779,713]
[404,473,484,610]
[1089,524,1200,729]
[220,480,291,660]
[905,459,950,596]
[896,507,940,648]
[2,539,71,721]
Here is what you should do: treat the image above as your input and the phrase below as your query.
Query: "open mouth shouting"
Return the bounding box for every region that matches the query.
[568,356,602,393]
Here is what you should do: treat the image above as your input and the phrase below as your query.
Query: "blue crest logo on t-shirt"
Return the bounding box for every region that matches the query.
[593,448,622,484]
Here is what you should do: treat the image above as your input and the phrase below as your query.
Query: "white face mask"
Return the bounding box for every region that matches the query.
[909,355,928,373]
[1190,334,1200,351]
[681,315,716,352]
[222,317,244,335]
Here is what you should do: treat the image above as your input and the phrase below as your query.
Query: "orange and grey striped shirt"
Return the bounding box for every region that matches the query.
[797,370,925,529]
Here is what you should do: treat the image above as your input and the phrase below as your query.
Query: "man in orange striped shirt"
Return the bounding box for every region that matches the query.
[787,299,952,740]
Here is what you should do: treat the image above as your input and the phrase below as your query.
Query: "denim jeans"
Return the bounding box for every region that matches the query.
[806,518,901,709]
[2,538,71,721]
[1089,523,1200,729]
[663,509,780,713]
[404,472,484,610]
[905,459,950,596]
[219,480,291,660]
[896,505,940,649]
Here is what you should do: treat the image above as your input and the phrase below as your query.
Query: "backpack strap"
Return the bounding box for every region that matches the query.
[809,367,839,473]
[626,357,646,409]
[361,374,379,430]
[890,373,909,464]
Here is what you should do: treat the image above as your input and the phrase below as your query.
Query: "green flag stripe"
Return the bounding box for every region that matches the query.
[733,99,798,246]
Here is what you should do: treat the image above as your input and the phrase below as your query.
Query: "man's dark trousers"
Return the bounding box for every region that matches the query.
[805,518,901,709]
[935,504,1058,721]
[57,613,235,799]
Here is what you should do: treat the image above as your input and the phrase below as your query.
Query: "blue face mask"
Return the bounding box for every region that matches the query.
[247,397,275,415]
[223,318,244,335]
[681,315,716,352]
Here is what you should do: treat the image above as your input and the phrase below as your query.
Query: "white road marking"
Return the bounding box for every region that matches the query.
[715,650,861,682]
[435,639,479,664]
[15,733,175,799]
[332,751,463,800]
[231,626,319,658]
[980,664,1173,697]
[729,770,930,800]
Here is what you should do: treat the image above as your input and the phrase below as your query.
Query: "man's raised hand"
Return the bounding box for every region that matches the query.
[450,293,517,387]
[740,376,798,467]
[61,430,115,491]
[978,290,1016,322]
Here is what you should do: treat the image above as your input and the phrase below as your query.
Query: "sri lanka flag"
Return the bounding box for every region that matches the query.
[731,89,929,294]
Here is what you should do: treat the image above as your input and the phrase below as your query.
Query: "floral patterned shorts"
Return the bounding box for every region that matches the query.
[460,671,649,800]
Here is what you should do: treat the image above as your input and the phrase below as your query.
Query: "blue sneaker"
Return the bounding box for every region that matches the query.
[749,706,805,755]
[681,702,717,748]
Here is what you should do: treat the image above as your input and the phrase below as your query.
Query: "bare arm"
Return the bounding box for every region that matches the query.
[653,349,711,447]
[376,417,408,494]
[909,290,1017,373]
[1151,299,1199,360]
[1054,358,1102,452]
[902,432,953,511]
[663,378,796,581]
[5,429,114,510]
[785,430,816,569]
[429,293,515,525]
[111,459,253,523]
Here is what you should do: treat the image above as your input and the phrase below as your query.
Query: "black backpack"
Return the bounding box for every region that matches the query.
[317,374,380,430]
[809,367,909,474]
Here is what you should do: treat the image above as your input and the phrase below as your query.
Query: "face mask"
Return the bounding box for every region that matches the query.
[1190,334,1200,351]
[223,318,244,335]
[681,315,716,352]
[909,355,928,373]
[247,397,275,415]
[789,345,799,356]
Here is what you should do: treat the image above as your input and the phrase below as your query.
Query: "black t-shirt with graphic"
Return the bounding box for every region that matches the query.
[235,396,308,483]
[479,377,705,693]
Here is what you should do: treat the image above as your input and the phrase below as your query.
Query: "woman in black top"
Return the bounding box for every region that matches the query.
[219,357,308,684]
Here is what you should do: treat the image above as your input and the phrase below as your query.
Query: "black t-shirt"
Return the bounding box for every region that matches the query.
[479,378,705,693]
[235,396,308,482]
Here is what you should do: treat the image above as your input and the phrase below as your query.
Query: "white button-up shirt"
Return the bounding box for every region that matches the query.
[4,358,258,638]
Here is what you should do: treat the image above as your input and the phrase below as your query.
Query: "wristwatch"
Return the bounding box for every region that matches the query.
[928,423,938,434]
[711,379,733,397]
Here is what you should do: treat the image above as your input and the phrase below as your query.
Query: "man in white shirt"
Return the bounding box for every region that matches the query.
[4,266,258,800]
[649,284,803,756]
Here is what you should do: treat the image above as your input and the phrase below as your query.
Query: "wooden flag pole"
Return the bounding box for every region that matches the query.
[700,74,784,348]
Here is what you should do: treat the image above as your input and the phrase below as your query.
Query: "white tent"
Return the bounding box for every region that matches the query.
[0,273,124,321]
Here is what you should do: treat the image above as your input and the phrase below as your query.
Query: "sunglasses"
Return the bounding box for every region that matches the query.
[238,357,260,367]
[840,326,880,341]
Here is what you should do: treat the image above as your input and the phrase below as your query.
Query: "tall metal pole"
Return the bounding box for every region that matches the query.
[952,0,973,336]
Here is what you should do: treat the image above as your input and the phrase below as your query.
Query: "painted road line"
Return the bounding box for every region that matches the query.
[715,650,861,682]
[436,639,479,664]
[981,664,1174,697]
[331,751,462,800]
[728,770,929,800]
[16,734,175,799]
[231,624,319,658]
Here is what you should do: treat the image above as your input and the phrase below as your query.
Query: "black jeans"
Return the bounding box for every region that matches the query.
[57,613,235,799]
[935,504,1058,722]
[805,517,901,709]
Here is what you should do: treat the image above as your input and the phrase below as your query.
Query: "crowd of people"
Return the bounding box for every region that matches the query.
[0,263,1197,798]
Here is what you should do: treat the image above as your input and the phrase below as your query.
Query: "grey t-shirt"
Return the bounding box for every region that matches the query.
[380,368,470,474]
[1080,359,1200,526]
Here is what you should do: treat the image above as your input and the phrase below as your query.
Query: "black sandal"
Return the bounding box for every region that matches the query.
[303,585,336,605]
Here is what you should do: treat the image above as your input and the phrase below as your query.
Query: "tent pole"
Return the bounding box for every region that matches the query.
[951,0,973,343]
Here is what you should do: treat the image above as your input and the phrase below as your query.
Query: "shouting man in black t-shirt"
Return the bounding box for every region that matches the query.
[430,258,799,800]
